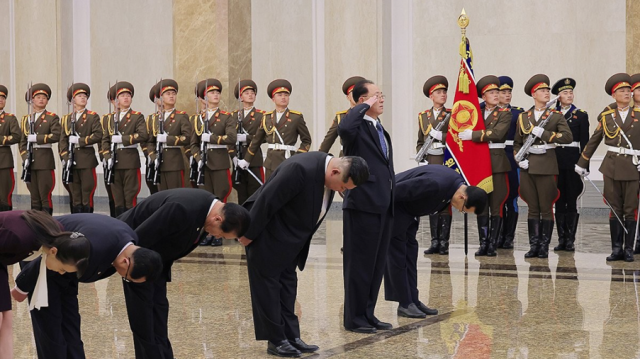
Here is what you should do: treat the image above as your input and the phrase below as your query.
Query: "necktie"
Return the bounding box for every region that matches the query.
[375,122,388,159]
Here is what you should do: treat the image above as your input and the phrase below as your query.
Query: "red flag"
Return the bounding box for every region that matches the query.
[444,38,493,193]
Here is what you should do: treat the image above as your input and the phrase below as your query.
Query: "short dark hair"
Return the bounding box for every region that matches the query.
[130,247,163,282]
[341,156,369,186]
[351,79,374,104]
[465,186,488,215]
[221,203,251,238]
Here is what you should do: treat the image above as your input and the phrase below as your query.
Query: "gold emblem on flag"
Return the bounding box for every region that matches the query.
[449,100,478,152]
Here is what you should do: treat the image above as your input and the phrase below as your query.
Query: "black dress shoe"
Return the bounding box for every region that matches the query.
[347,326,376,334]
[288,338,319,353]
[397,303,426,318]
[211,237,223,246]
[267,340,301,357]
[199,236,213,246]
[416,301,438,315]
[373,321,392,330]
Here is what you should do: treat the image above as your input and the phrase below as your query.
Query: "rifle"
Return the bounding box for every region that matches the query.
[63,85,77,184]
[21,82,34,183]
[196,80,210,186]
[189,84,199,182]
[105,82,120,185]
[415,112,451,163]
[514,96,559,162]
[147,79,164,185]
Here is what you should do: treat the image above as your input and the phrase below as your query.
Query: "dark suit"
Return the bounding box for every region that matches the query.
[15,214,137,359]
[384,166,463,306]
[243,151,334,342]
[117,188,216,359]
[338,103,395,329]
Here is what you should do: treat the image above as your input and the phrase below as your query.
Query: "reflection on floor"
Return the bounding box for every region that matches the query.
[9,213,639,358]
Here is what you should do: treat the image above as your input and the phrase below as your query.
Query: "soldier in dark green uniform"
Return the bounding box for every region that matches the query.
[19,83,61,215]
[514,74,572,259]
[458,75,512,256]
[318,76,364,155]
[101,81,148,216]
[0,85,20,211]
[576,73,638,262]
[229,79,266,205]
[418,76,453,255]
[59,83,102,213]
[239,79,312,179]
[147,79,192,191]
[143,83,160,195]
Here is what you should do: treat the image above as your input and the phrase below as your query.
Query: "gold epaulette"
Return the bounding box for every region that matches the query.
[131,111,141,115]
[264,111,273,116]
[5,113,14,117]
[513,106,523,111]
[601,109,615,117]
[256,109,266,114]
[87,110,97,115]
[498,107,509,112]
[46,111,56,116]
[419,110,428,115]
[336,110,348,115]
[176,110,187,114]
[289,110,302,115]
[577,109,587,114]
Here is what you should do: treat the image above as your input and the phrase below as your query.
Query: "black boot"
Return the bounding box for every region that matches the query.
[553,213,567,251]
[114,206,126,217]
[538,219,554,258]
[474,215,489,256]
[606,219,624,261]
[624,220,635,262]
[42,207,53,215]
[438,215,452,255]
[211,237,223,246]
[72,205,83,214]
[524,219,541,258]
[486,216,501,257]
[199,235,213,246]
[502,211,518,249]
[82,205,91,213]
[564,213,578,252]
[0,204,10,212]
[423,214,440,254]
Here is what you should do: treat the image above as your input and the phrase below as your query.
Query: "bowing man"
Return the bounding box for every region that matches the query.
[13,212,161,359]
[238,152,369,358]
[117,188,251,359]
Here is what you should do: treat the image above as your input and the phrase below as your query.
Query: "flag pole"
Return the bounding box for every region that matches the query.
[459,8,470,256]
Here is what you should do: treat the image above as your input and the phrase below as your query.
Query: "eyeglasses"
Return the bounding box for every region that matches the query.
[122,257,131,283]
[362,93,386,100]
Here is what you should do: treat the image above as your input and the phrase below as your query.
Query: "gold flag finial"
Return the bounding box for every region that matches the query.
[458,8,469,30]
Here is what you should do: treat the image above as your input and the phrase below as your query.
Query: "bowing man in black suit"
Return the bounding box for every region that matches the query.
[384,165,487,318]
[13,212,161,359]
[238,152,369,358]
[117,188,251,359]
[338,79,396,333]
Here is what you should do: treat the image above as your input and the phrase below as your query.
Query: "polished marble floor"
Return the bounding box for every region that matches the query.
[8,211,640,358]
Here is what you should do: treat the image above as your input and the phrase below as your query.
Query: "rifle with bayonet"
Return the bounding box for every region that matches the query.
[196,80,210,186]
[63,83,76,184]
[515,95,559,162]
[105,82,119,185]
[415,112,451,163]
[189,84,200,182]
[21,82,34,183]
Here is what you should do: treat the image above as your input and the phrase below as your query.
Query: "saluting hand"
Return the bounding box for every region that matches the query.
[364,94,378,107]
[238,236,253,246]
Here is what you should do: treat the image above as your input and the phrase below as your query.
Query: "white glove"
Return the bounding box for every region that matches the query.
[27,134,37,143]
[418,161,428,166]
[23,159,30,169]
[429,129,443,141]
[102,159,107,168]
[532,126,544,138]
[233,157,239,167]
[61,159,66,168]
[238,159,250,170]
[111,135,122,144]
[69,135,79,144]
[458,129,473,141]
[201,133,211,143]
[237,134,247,142]
[518,160,529,169]
[574,164,589,176]
[157,134,167,143]
[107,158,113,169]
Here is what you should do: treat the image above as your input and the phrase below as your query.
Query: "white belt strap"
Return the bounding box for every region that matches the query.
[557,142,580,148]
[528,143,556,155]
[426,142,445,155]
[117,144,137,149]
[607,146,640,156]
[33,144,52,149]
[206,144,228,149]
[268,144,297,151]
[163,145,182,149]
[504,140,514,146]
[488,143,506,149]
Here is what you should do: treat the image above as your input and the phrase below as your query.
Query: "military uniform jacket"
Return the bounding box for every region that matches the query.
[191,109,236,171]
[470,107,512,173]
[415,107,451,161]
[318,109,348,154]
[19,110,61,170]
[514,109,573,175]
[0,111,20,169]
[59,110,102,169]
[228,107,266,168]
[147,110,191,172]
[577,107,640,181]
[245,109,312,170]
[101,109,148,170]
[555,105,589,170]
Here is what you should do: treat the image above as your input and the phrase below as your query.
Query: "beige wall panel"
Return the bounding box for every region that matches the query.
[627,0,640,74]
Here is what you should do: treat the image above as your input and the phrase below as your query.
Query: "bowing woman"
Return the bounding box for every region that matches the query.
[0,210,90,359]
[12,213,163,359]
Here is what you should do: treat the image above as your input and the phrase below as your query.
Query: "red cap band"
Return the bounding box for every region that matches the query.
[271,87,290,97]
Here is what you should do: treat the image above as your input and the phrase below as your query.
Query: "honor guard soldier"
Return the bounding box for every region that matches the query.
[239,79,312,179]
[551,78,589,251]
[576,73,638,262]
[20,83,61,215]
[59,83,102,213]
[458,75,512,256]
[147,79,191,191]
[143,83,160,195]
[318,76,365,155]
[0,85,20,211]
[497,76,524,249]
[514,74,572,259]
[101,81,148,216]
[229,79,266,204]
[418,76,453,255]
